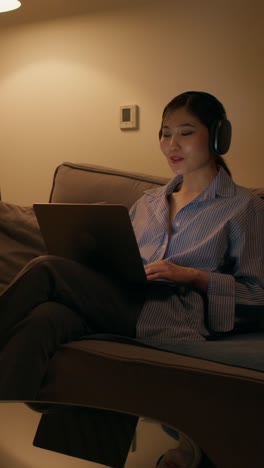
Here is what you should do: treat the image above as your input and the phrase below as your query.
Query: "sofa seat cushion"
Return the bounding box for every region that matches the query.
[66,332,264,372]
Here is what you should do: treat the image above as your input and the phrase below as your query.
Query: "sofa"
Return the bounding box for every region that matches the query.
[0,161,263,468]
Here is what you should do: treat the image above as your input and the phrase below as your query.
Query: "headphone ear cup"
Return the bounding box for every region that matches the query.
[209,119,232,156]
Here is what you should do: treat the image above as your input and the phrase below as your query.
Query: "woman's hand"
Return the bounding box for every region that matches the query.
[144,260,209,293]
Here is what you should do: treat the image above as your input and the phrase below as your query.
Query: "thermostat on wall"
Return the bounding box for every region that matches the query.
[120,105,139,129]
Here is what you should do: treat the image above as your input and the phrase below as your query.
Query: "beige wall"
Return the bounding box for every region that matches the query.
[0,0,263,205]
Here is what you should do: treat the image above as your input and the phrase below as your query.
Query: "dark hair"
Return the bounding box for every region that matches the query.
[159,91,231,176]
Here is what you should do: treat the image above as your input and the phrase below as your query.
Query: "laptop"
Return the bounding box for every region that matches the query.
[33,203,147,286]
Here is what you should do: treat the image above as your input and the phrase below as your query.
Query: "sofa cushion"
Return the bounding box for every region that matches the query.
[50,162,264,206]
[0,202,46,292]
[49,162,169,208]
[250,188,264,199]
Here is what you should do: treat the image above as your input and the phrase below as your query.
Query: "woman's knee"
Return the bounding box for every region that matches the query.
[24,255,66,272]
[12,255,72,285]
[18,302,84,347]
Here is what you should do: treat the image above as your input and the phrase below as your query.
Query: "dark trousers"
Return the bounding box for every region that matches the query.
[0,255,144,400]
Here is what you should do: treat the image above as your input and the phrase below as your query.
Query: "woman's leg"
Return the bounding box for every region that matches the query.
[0,255,144,399]
[0,255,142,345]
[0,301,87,400]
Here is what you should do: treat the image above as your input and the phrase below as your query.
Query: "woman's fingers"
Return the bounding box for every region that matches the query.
[145,260,179,281]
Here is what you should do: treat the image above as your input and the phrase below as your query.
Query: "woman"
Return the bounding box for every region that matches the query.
[0,91,263,401]
[132,91,263,345]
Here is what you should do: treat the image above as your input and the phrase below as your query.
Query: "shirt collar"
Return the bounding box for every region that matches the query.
[144,167,236,201]
[202,167,236,200]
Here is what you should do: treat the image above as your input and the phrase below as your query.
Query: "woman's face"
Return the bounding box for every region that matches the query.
[160,106,216,177]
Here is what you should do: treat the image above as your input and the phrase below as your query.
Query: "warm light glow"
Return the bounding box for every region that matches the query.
[0,0,21,13]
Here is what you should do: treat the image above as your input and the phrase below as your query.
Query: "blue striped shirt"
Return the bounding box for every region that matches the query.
[130,168,264,342]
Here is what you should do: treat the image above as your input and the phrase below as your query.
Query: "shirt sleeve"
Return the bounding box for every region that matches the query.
[207,202,264,332]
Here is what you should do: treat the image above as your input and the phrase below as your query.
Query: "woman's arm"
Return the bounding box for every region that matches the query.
[145,202,264,333]
[206,204,264,331]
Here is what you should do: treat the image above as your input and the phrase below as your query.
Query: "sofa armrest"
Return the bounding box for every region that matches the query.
[32,338,264,468]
